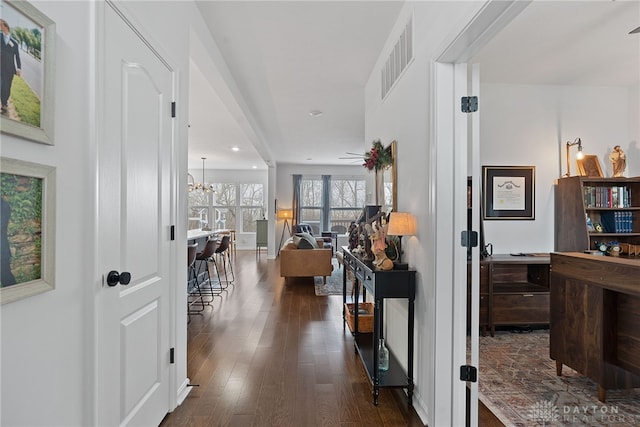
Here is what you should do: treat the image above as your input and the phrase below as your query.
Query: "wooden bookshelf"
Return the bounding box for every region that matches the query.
[555,176,640,253]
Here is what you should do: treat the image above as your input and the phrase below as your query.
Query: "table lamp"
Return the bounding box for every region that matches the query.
[386,212,416,270]
[564,137,584,177]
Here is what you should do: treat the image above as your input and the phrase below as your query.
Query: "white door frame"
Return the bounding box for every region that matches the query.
[433,1,530,425]
[91,0,180,423]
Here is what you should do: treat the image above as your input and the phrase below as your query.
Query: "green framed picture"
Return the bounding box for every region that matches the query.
[1,157,55,304]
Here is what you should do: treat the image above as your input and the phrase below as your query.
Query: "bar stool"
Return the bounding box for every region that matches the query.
[211,235,234,288]
[219,230,233,259]
[194,238,219,303]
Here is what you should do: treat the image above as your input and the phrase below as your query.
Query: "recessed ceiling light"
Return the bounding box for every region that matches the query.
[309,110,323,118]
[231,146,240,152]
[306,158,312,161]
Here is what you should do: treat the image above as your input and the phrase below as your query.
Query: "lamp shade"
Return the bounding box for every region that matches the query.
[278,209,293,220]
[386,212,416,236]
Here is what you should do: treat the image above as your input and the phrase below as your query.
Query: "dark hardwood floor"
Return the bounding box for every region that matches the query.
[161,250,503,427]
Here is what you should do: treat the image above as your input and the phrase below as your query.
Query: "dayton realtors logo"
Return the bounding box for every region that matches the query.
[529,400,559,424]
[530,400,638,424]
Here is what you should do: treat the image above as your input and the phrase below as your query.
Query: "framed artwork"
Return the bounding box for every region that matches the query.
[577,155,604,178]
[1,157,56,304]
[0,0,56,145]
[483,166,535,220]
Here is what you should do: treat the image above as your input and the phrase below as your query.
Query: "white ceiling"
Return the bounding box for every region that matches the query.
[188,1,640,171]
[188,58,268,171]
[189,0,403,170]
[473,1,640,86]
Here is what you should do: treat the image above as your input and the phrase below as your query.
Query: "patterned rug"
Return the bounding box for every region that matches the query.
[478,329,640,426]
[314,258,352,296]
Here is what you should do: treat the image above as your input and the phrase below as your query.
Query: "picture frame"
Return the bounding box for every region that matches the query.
[482,166,535,220]
[0,0,56,145]
[577,155,604,178]
[382,140,397,213]
[1,157,56,304]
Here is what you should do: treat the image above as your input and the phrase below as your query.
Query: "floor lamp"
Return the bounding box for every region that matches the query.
[277,209,293,257]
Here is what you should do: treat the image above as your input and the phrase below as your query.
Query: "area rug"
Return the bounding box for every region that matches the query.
[314,258,352,296]
[477,329,640,426]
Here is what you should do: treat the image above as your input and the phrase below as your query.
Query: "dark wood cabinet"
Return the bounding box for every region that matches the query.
[342,247,416,406]
[470,255,550,336]
[555,176,640,252]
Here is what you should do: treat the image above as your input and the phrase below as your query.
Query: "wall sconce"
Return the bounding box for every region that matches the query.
[277,209,293,256]
[386,212,416,270]
[564,138,584,177]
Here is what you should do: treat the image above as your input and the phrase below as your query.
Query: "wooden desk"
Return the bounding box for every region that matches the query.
[550,252,640,401]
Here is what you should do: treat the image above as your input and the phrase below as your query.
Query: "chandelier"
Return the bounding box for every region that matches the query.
[188,157,215,193]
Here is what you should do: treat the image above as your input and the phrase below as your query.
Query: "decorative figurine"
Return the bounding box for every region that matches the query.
[367,222,393,270]
[609,145,626,177]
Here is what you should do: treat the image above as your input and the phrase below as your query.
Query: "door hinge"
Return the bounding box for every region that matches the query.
[171,102,176,118]
[461,96,478,113]
[460,365,477,382]
[170,348,175,364]
[461,230,478,248]
[170,225,175,241]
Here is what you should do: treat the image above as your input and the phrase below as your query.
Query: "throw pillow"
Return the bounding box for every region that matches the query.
[281,238,297,251]
[295,232,318,249]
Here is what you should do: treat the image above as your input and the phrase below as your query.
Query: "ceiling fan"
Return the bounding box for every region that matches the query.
[339,152,365,163]
[630,26,640,34]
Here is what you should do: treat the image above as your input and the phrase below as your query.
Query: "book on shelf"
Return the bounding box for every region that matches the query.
[583,185,632,208]
[599,211,634,233]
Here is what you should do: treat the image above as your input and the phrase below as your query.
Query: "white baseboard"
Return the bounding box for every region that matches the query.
[176,377,192,406]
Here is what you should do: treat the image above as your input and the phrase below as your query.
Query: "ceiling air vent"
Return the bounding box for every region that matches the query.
[381,14,414,100]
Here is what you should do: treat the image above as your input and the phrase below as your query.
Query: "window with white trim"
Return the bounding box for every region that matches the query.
[240,183,264,232]
[299,176,365,233]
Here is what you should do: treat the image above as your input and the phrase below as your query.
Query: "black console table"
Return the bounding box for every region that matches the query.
[341,247,416,406]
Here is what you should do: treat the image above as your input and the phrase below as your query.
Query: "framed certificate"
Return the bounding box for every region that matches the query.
[482,166,535,220]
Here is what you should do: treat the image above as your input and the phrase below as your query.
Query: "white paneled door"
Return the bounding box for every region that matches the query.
[96,2,174,425]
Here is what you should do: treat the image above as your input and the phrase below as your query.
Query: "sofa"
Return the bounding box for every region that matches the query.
[279,233,333,283]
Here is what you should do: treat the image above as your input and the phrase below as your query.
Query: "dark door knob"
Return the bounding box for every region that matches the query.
[106,270,132,287]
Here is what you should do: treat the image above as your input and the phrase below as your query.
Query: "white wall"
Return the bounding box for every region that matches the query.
[1,2,91,425]
[480,83,639,253]
[364,2,485,425]
[629,83,640,171]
